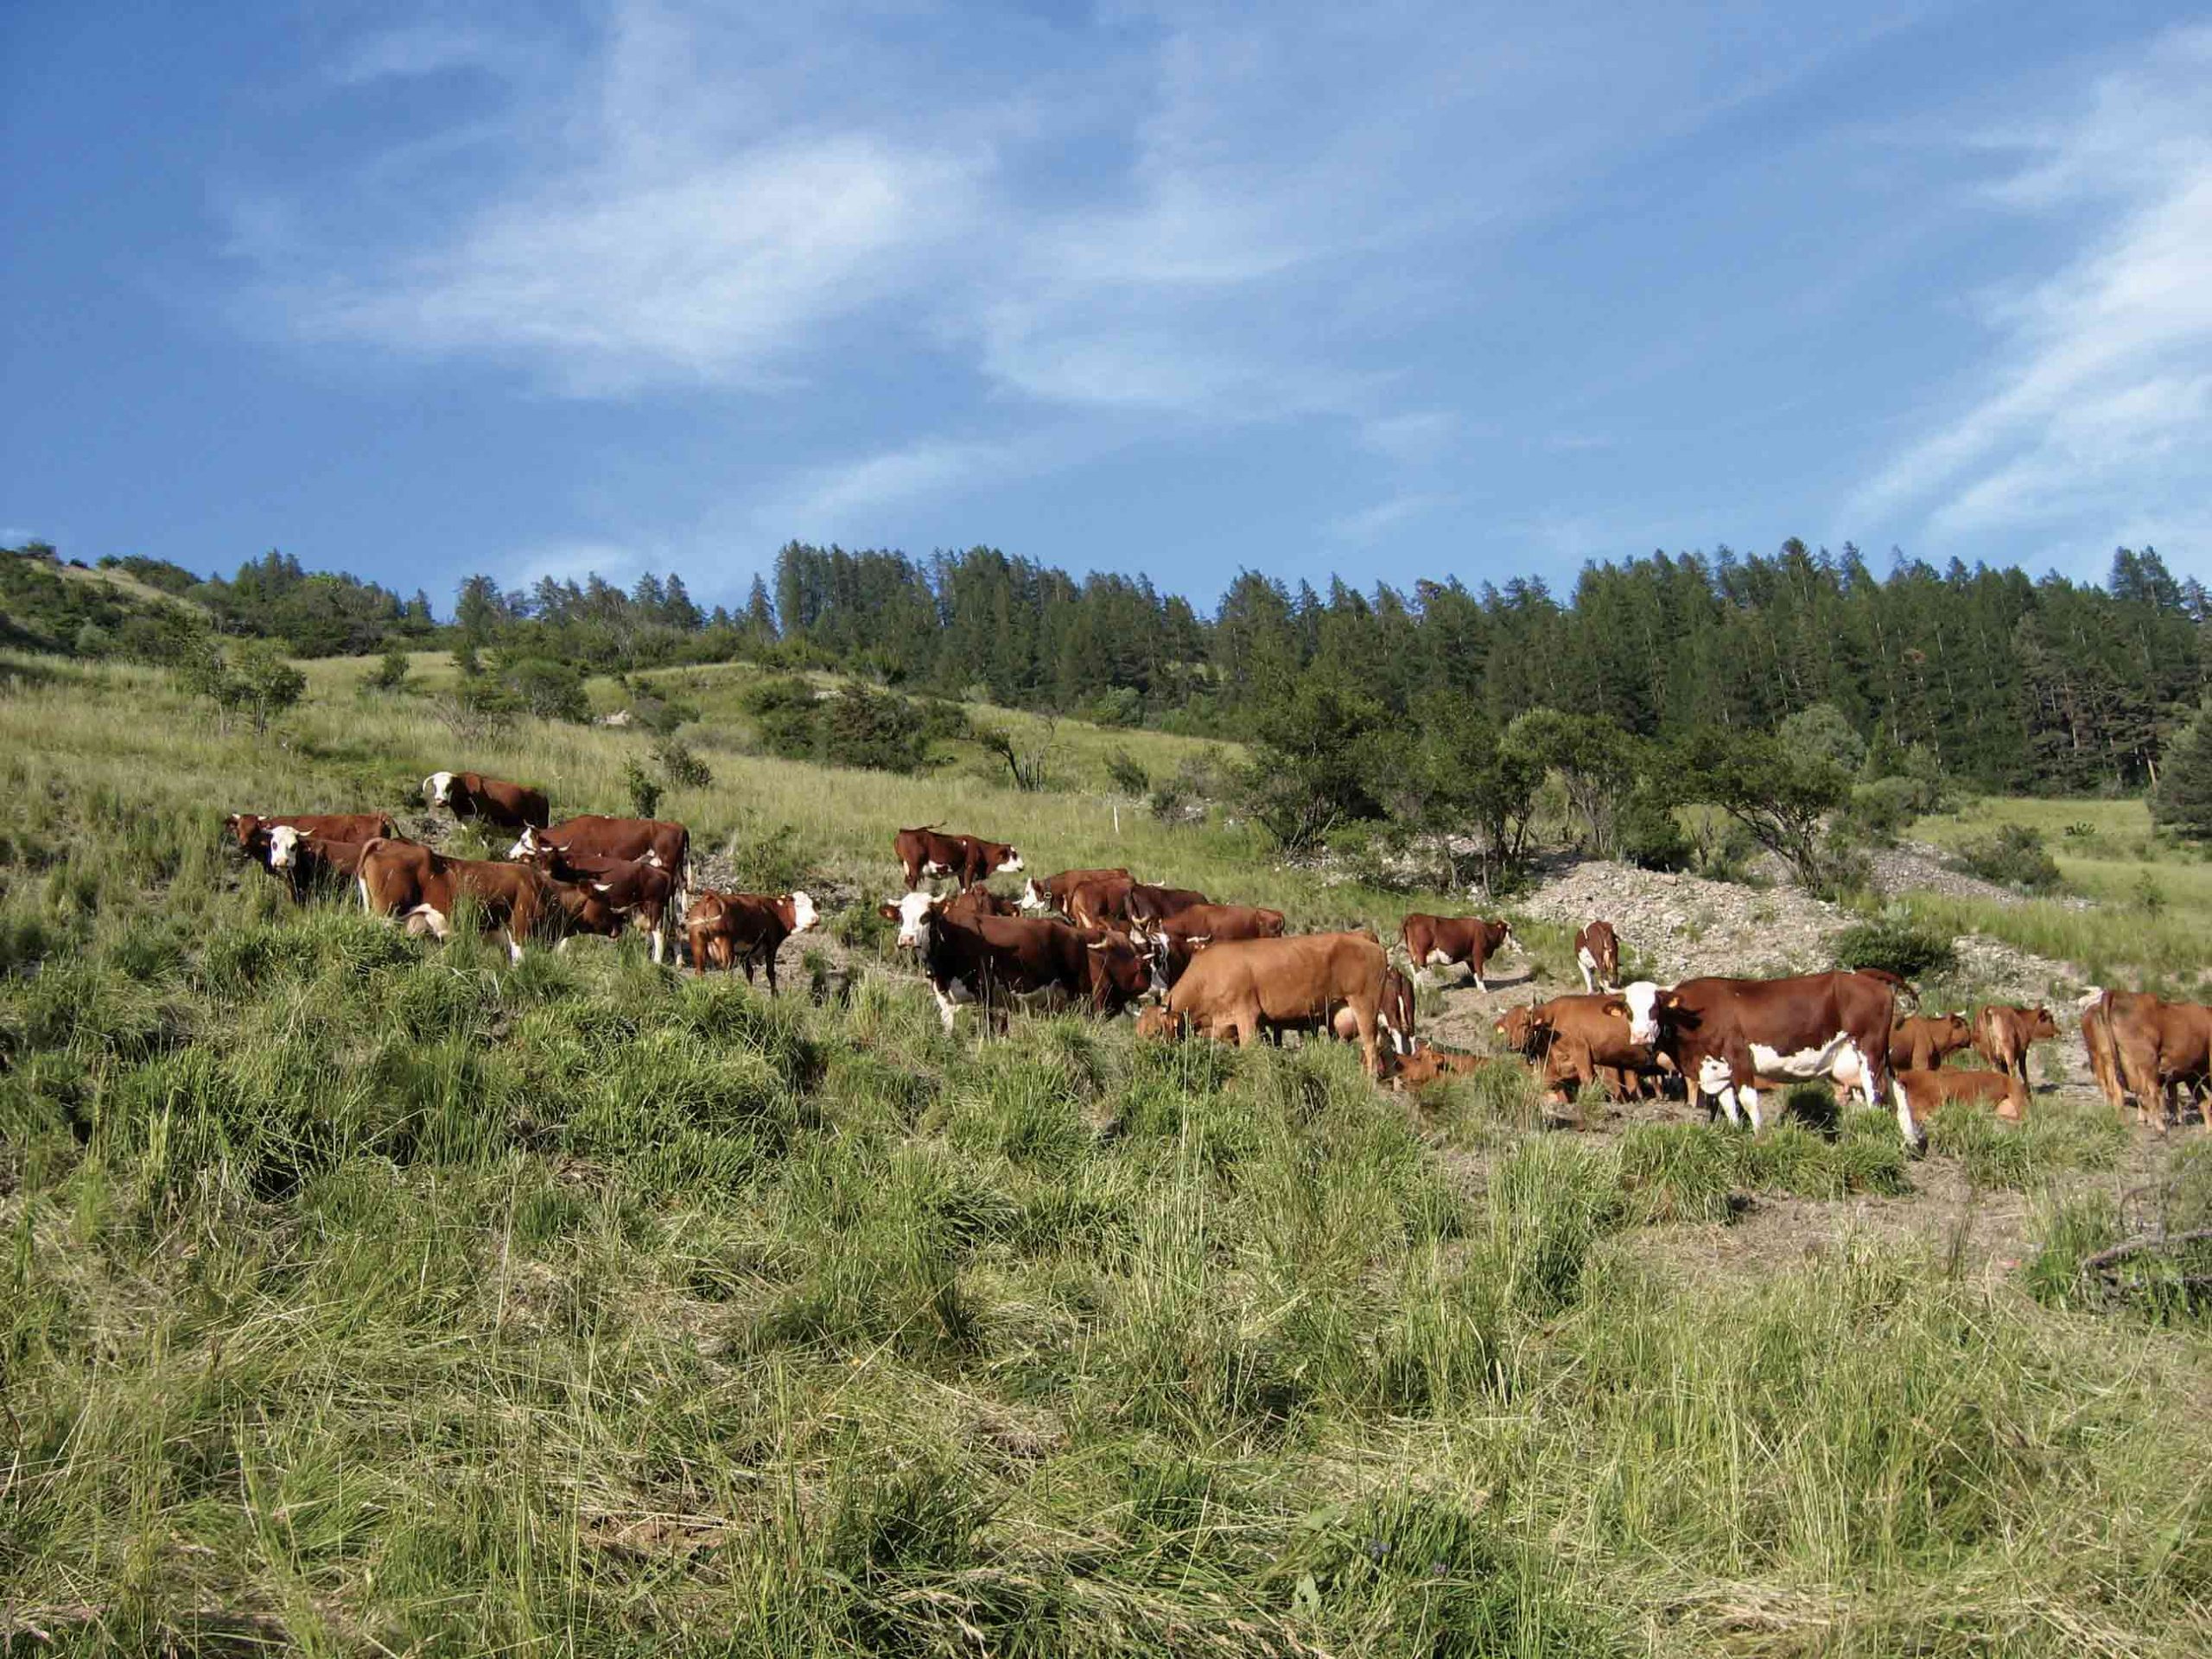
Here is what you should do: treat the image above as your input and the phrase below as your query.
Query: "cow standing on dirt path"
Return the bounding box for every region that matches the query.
[683,890,818,990]
[1971,1004,2056,1120]
[1399,913,1520,991]
[1574,920,1619,993]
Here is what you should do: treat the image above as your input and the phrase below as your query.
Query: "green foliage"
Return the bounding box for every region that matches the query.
[745,677,944,774]
[1672,726,1853,892]
[1504,708,1644,856]
[652,734,714,790]
[488,653,588,722]
[1616,790,1694,870]
[1834,910,1958,980]
[2152,699,2212,842]
[1236,664,1389,854]
[369,642,411,691]
[1089,684,1142,727]
[1103,747,1150,796]
[1951,823,2065,893]
[1778,700,1867,773]
[974,719,1059,791]
[622,758,662,818]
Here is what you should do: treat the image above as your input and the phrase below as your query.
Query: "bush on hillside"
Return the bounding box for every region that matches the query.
[1952,823,2064,893]
[652,735,714,791]
[1834,912,1956,981]
[744,677,943,773]
[1617,791,1693,871]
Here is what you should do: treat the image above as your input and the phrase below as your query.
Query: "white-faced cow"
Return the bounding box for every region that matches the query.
[880,892,1147,1030]
[1399,913,1521,991]
[226,811,394,861]
[1620,969,1920,1146]
[683,889,818,990]
[510,817,690,911]
[1574,920,1620,994]
[424,771,550,832]
[263,825,379,902]
[893,826,1023,891]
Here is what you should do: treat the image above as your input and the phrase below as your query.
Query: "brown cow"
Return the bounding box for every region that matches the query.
[263,826,378,900]
[881,893,1146,1029]
[424,770,550,831]
[2079,990,2126,1117]
[2101,989,2212,1131]
[226,811,396,860]
[1389,1042,1494,1093]
[893,826,1023,891]
[1897,1067,2024,1122]
[1399,913,1520,991]
[510,817,690,909]
[1020,868,1132,925]
[1890,1011,1974,1073]
[1574,920,1620,993]
[683,890,819,989]
[1135,903,1287,998]
[1124,881,1213,926]
[945,887,1020,920]
[358,837,551,962]
[1622,971,1918,1145]
[1156,931,1389,1077]
[1497,993,1663,1103]
[515,842,676,961]
[1971,1004,2056,1119]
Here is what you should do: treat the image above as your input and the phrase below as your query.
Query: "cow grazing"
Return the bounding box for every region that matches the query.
[1970,1004,2057,1119]
[1020,868,1132,925]
[1890,1011,1974,1073]
[1897,1067,2025,1123]
[510,817,690,908]
[1134,905,1284,999]
[893,826,1023,891]
[424,770,550,832]
[515,842,676,961]
[683,890,818,990]
[1155,931,1389,1076]
[1399,913,1520,991]
[359,837,552,963]
[1496,993,1662,1103]
[1622,970,1919,1146]
[1574,920,1620,994]
[880,893,1144,1030]
[2100,989,2212,1130]
[1378,966,1415,1055]
[1123,882,1212,926]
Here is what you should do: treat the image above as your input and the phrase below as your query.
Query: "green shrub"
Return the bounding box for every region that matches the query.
[1952,823,2064,893]
[1617,791,1692,871]
[652,734,714,790]
[1834,911,1956,979]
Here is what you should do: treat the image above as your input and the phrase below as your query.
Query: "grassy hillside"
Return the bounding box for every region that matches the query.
[3,652,2209,1656]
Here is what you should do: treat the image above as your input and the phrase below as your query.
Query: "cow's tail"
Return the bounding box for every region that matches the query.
[1851,965,1920,1010]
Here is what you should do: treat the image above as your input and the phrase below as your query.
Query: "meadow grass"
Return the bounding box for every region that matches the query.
[3,652,2209,1654]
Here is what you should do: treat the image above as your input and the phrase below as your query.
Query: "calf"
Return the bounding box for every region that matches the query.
[1971,1004,2056,1119]
[683,889,819,991]
[423,771,550,832]
[358,837,550,963]
[1897,1067,2024,1122]
[893,825,1023,891]
[1156,931,1389,1077]
[1890,1011,1974,1073]
[1020,868,1131,925]
[510,817,690,910]
[1497,994,1662,1103]
[1399,913,1520,991]
[1390,1042,1494,1093]
[2101,989,2212,1131]
[1574,920,1620,993]
[1623,970,1917,1146]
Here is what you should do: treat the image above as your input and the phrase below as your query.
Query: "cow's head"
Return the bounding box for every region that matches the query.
[2028,1006,2058,1042]
[1495,1004,1546,1052]
[1499,920,1524,956]
[1620,982,1675,1046]
[506,826,542,861]
[993,844,1024,875]
[786,892,818,934]
[223,812,264,849]
[424,771,455,806]
[266,824,302,870]
[1018,878,1051,913]
[1084,931,1151,1005]
[1135,1005,1181,1042]
[880,890,943,948]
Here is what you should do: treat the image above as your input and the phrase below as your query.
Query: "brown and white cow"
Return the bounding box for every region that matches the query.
[1154,931,1389,1077]
[893,826,1023,891]
[1574,920,1620,994]
[1134,903,1287,998]
[1389,1042,1494,1093]
[1971,1004,2056,1118]
[226,811,395,861]
[2101,988,2212,1131]
[1399,913,1520,991]
[1123,881,1212,927]
[513,842,676,961]
[424,770,550,832]
[1897,1067,2024,1123]
[358,837,552,963]
[881,893,1147,1029]
[509,817,690,909]
[1889,1011,1974,1073]
[683,889,818,990]
[1621,970,1919,1145]
[263,825,379,901]
[1019,868,1132,926]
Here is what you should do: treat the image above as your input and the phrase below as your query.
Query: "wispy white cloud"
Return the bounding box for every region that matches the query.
[1325,492,1451,543]
[1852,28,2212,550]
[751,438,1012,544]
[329,21,529,86]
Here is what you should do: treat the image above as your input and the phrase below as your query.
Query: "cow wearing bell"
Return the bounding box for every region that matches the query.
[424,770,550,832]
[1573,919,1620,993]
[893,826,1024,891]
[1399,912,1519,990]
[683,889,818,990]
[1621,970,1919,1146]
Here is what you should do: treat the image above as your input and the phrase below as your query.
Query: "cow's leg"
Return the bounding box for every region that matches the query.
[763,948,779,996]
[1577,949,1596,995]
[933,986,958,1033]
[1471,953,1488,994]
[1738,1083,1764,1134]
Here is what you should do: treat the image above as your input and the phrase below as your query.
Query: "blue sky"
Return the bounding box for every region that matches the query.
[4,1,2208,613]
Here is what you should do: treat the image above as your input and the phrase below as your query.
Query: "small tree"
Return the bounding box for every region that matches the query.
[228,641,306,733]
[1672,728,1852,892]
[370,643,411,692]
[976,720,1058,792]
[1504,708,1643,856]
[624,760,664,819]
[1777,702,1867,774]
[1236,664,1389,854]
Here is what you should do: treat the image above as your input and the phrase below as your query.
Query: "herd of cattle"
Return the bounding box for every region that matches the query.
[220,777,2212,1147]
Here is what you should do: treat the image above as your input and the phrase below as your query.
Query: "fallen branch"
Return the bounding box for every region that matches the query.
[2079,1228,2212,1274]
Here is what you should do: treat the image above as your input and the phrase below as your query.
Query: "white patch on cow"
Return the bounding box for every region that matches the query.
[1738,1083,1764,1133]
[1425,949,1453,967]
[1748,1033,1855,1082]
[358,874,372,912]
[1696,1054,1736,1098]
[406,906,451,941]
[999,851,1024,874]
[267,824,301,869]
[1623,982,1662,1046]
[1577,945,1598,994]
[893,890,939,948]
[506,827,537,861]
[507,933,524,964]
[920,859,950,877]
[1018,879,1048,912]
[425,771,454,806]
[789,891,818,933]
[1892,1074,1924,1148]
